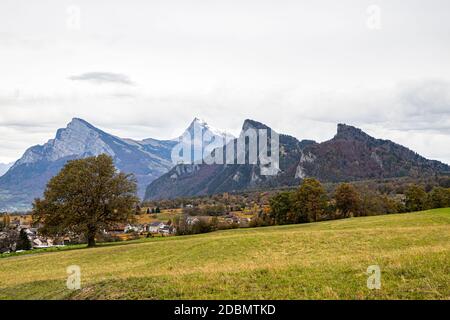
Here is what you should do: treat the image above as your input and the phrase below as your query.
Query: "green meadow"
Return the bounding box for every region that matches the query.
[0,208,449,300]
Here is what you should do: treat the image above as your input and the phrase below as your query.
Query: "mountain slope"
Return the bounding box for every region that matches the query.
[0,118,176,211]
[0,163,13,177]
[144,121,450,200]
[296,124,450,181]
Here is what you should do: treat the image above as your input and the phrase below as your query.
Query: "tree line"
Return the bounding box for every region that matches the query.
[264,178,450,226]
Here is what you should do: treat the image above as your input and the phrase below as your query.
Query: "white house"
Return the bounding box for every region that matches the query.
[124,224,143,233]
[160,225,172,234]
[148,222,165,233]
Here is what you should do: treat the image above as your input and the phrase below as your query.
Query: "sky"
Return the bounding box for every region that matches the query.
[1,0,450,164]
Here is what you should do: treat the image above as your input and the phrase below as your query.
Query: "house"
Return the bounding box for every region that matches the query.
[124,224,142,233]
[23,228,36,237]
[148,221,165,233]
[32,238,43,247]
[108,224,127,234]
[159,225,171,234]
[32,237,54,248]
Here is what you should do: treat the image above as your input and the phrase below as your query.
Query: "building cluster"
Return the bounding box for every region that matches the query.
[0,215,66,254]
[0,213,176,254]
[114,221,176,236]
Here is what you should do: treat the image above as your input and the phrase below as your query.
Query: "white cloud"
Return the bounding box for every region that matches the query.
[68,72,135,85]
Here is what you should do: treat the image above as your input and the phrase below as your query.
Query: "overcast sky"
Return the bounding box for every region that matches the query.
[1,0,450,164]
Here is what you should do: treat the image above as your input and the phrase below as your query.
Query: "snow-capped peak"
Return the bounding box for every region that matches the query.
[192,117,207,126]
[186,117,234,140]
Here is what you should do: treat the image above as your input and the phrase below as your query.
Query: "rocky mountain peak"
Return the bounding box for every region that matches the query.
[69,117,92,126]
[185,118,212,134]
[192,117,207,125]
[334,123,372,141]
[183,118,234,141]
[56,118,98,138]
[14,118,115,168]
[242,119,271,131]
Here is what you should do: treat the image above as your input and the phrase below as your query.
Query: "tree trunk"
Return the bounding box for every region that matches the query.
[87,235,96,247]
[86,227,96,247]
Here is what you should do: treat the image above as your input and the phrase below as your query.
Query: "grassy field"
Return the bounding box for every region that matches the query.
[0,208,449,300]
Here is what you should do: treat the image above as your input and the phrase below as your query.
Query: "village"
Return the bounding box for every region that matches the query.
[0,201,259,254]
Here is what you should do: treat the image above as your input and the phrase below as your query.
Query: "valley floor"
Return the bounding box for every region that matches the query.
[0,209,449,299]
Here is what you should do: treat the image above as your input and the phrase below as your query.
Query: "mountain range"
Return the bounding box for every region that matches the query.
[144,120,450,200]
[1,117,449,211]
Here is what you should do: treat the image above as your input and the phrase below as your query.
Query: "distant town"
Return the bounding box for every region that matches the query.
[0,196,259,254]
